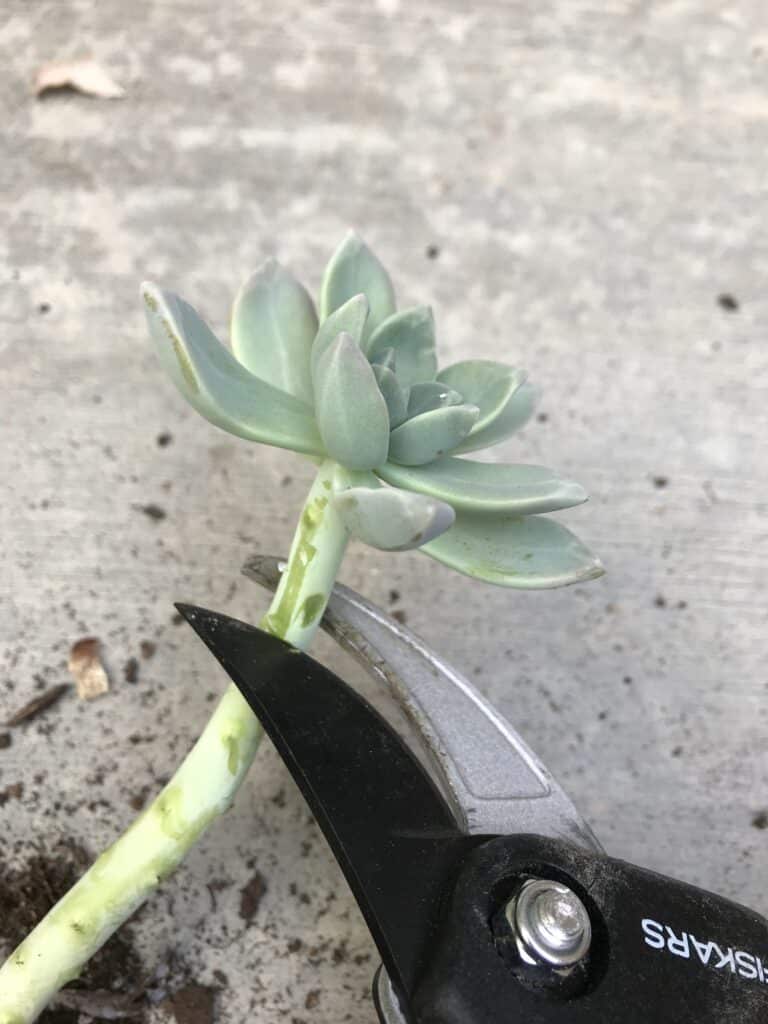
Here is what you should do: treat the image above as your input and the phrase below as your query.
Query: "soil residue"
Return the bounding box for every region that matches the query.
[239,871,267,923]
[139,640,157,660]
[161,983,215,1024]
[0,838,144,1021]
[139,503,166,522]
[0,782,24,807]
[124,656,140,683]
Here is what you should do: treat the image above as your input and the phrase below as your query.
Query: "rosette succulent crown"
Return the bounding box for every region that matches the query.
[143,232,603,588]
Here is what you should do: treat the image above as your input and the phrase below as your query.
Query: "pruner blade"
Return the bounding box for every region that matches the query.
[176,603,484,1011]
[242,554,601,855]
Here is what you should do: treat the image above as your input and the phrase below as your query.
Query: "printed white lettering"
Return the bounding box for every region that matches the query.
[735,951,758,980]
[641,918,665,950]
[690,936,718,966]
[640,919,767,989]
[715,947,736,973]
[665,927,690,959]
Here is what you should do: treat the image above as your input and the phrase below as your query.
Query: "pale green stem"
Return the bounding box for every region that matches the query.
[0,460,348,1023]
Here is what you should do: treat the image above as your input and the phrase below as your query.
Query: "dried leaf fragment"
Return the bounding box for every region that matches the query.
[69,637,110,700]
[35,60,126,100]
[6,683,69,726]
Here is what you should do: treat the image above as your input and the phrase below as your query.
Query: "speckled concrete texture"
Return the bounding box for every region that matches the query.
[1,0,767,1019]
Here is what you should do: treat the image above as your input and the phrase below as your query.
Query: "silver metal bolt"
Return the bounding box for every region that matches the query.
[506,878,591,969]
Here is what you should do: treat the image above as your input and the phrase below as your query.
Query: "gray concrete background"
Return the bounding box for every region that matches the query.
[1,0,767,1019]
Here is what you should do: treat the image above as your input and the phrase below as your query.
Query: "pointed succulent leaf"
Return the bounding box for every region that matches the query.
[319,232,395,341]
[365,306,438,389]
[142,283,323,455]
[437,360,535,453]
[311,293,369,381]
[437,359,524,420]
[388,404,479,466]
[407,381,463,418]
[422,510,604,589]
[370,346,397,372]
[377,458,588,514]
[372,363,409,428]
[230,259,318,404]
[314,332,390,470]
[333,484,455,551]
[457,379,538,453]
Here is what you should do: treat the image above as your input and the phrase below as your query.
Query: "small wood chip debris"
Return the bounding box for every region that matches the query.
[68,637,110,701]
[34,60,125,99]
[6,683,70,726]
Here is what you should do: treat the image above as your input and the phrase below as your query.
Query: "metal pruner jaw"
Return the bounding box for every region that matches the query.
[242,554,601,854]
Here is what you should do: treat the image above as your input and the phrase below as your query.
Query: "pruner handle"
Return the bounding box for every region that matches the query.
[410,835,768,1024]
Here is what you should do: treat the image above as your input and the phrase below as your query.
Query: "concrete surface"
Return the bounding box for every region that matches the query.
[1,0,767,1019]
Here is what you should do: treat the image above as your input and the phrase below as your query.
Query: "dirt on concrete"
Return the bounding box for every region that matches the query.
[0,837,144,1021]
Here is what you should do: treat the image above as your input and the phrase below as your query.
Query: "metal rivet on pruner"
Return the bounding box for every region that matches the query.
[506,878,592,969]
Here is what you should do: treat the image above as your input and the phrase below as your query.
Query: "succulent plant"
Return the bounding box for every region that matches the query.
[143,232,602,588]
[0,234,603,1022]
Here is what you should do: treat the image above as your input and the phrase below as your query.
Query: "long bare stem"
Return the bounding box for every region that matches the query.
[0,460,348,1023]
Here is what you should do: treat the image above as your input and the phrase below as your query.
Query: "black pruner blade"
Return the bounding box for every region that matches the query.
[176,604,484,1014]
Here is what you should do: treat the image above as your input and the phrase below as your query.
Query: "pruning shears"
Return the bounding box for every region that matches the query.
[178,555,768,1024]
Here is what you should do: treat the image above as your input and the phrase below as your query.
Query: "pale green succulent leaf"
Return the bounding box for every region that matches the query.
[377,458,588,514]
[388,404,479,466]
[437,359,524,418]
[319,232,395,341]
[365,306,438,389]
[437,360,535,453]
[230,259,318,404]
[311,293,369,381]
[453,381,538,454]
[372,363,409,428]
[370,346,397,372]
[142,283,323,456]
[422,510,604,589]
[333,484,455,551]
[407,381,463,418]
[314,332,390,470]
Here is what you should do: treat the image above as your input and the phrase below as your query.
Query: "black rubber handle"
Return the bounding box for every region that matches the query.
[413,834,768,1024]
